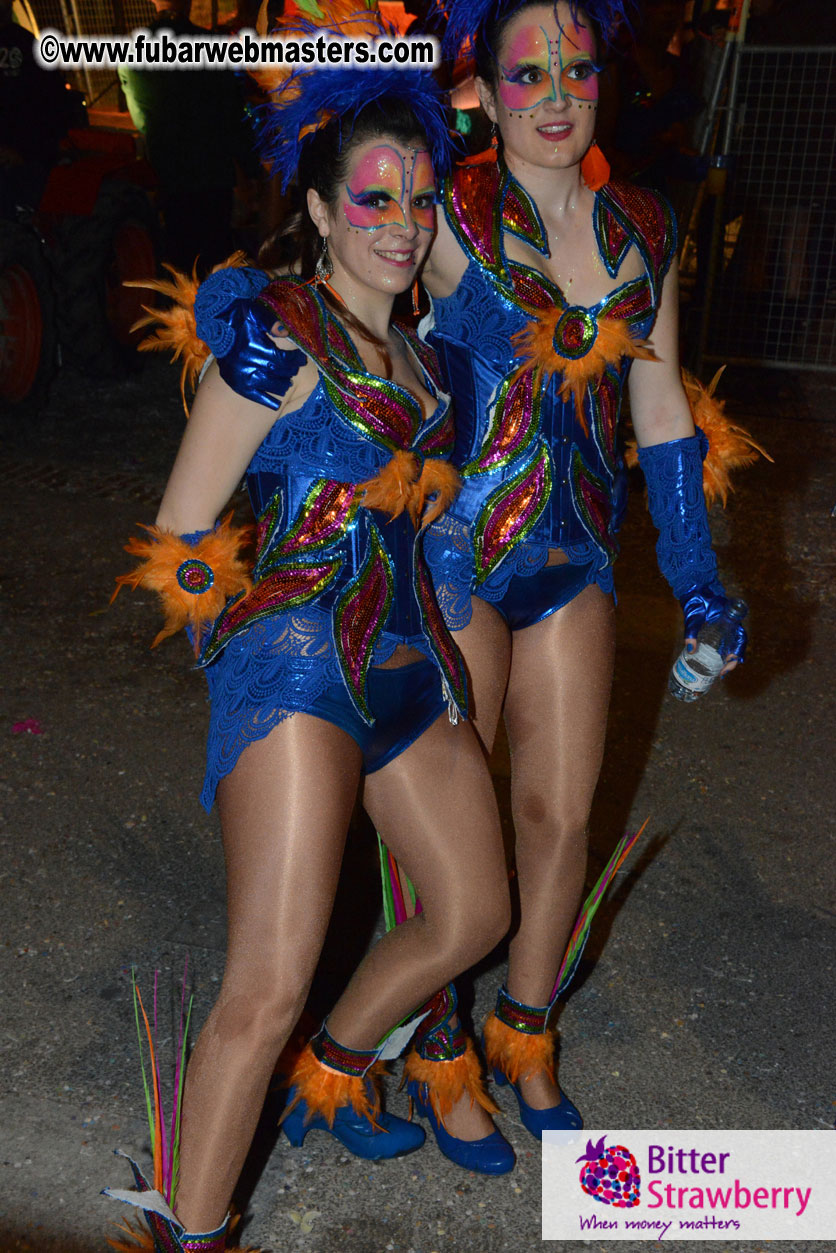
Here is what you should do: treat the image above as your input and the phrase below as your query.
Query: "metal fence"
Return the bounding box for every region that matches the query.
[704,45,836,373]
[28,0,238,111]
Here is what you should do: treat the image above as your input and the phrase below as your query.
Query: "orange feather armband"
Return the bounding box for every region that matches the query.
[359,451,461,530]
[625,366,773,509]
[111,514,253,654]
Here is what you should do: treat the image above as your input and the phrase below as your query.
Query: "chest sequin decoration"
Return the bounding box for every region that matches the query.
[201,279,467,722]
[442,163,676,572]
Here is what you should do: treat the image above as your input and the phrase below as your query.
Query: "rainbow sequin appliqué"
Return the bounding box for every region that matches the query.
[413,547,468,717]
[333,522,395,724]
[259,279,428,455]
[472,446,553,584]
[200,478,360,664]
[570,447,618,562]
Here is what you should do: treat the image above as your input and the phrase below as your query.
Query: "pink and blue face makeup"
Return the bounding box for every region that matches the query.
[343,145,436,234]
[498,13,599,113]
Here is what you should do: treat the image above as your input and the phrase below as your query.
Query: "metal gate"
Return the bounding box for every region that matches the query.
[703,45,836,373]
[26,0,238,111]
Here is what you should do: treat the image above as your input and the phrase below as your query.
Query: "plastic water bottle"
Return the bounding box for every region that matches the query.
[668,599,748,702]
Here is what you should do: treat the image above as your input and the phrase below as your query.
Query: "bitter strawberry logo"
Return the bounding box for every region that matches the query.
[577,1136,641,1207]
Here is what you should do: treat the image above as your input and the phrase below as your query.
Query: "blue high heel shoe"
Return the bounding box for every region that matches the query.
[281,1089,425,1159]
[407,1080,515,1175]
[483,988,583,1142]
[491,1065,583,1140]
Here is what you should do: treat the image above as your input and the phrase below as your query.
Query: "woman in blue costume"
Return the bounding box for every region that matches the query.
[104,10,513,1248]
[382,0,748,1166]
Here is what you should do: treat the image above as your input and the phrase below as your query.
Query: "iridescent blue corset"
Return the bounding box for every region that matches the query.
[423,261,656,624]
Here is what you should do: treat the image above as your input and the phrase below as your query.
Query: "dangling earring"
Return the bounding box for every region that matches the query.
[411,278,421,316]
[315,236,333,284]
[580,141,610,191]
[489,121,498,151]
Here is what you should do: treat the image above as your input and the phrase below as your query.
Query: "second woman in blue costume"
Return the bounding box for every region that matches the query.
[380,0,748,1164]
[105,14,515,1250]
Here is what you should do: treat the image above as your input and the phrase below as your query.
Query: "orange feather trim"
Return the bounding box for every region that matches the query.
[414,459,462,530]
[110,513,253,655]
[107,1214,261,1252]
[359,449,420,521]
[512,311,657,436]
[624,366,773,509]
[483,1012,556,1085]
[402,1038,498,1127]
[461,138,499,167]
[281,1042,384,1129]
[126,252,250,415]
[359,453,461,529]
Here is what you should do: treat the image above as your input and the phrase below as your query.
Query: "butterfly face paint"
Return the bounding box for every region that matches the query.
[498,11,599,113]
[344,145,436,234]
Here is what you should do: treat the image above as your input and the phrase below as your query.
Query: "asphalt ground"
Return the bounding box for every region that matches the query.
[1,357,834,1253]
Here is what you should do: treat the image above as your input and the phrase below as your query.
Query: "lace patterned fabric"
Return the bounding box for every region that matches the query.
[423,515,613,631]
[637,434,719,600]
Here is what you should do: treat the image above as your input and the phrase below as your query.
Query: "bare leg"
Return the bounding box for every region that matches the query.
[173,714,362,1233]
[380,601,511,1140]
[327,711,510,1048]
[451,595,512,756]
[502,583,615,1108]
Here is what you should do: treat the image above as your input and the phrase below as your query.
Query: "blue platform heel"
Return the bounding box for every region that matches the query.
[484,987,583,1141]
[280,1027,425,1160]
[401,985,515,1175]
[406,1079,515,1174]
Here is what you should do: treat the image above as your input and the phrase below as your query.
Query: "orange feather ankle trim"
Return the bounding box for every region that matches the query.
[402,1038,498,1126]
[106,1214,260,1252]
[483,1012,556,1086]
[282,1043,384,1129]
[359,453,461,529]
[111,513,253,655]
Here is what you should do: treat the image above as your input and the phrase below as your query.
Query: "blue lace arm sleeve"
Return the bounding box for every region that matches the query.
[194,267,306,409]
[638,433,722,602]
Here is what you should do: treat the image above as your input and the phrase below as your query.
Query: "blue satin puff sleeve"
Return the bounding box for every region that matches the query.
[194,267,306,409]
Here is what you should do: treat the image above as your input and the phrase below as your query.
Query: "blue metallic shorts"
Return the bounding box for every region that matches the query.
[201,653,447,810]
[478,559,596,632]
[304,659,447,774]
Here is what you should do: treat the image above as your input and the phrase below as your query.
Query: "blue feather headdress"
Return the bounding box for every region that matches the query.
[252,2,457,190]
[441,0,634,68]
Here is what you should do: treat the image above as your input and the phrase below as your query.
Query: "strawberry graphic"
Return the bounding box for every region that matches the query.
[577,1136,641,1207]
